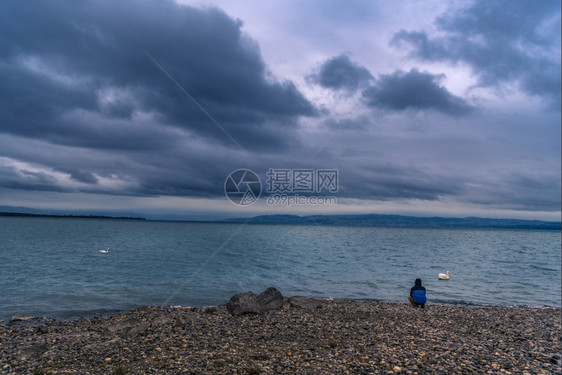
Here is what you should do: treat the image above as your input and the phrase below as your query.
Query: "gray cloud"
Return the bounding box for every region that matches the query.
[0,0,320,200]
[309,55,472,116]
[462,172,561,212]
[0,1,558,218]
[391,0,561,107]
[65,169,99,185]
[0,166,64,193]
[0,0,315,152]
[338,162,465,201]
[309,54,373,91]
[364,69,473,116]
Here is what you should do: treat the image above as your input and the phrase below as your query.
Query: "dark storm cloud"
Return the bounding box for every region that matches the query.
[462,172,561,212]
[0,166,64,192]
[0,0,558,219]
[325,155,560,212]
[391,0,561,106]
[309,54,471,115]
[308,54,373,91]
[364,69,472,116]
[0,0,319,198]
[338,162,465,201]
[63,169,99,185]
[0,0,315,152]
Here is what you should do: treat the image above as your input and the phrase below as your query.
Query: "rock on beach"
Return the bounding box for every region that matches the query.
[226,287,284,315]
[0,297,560,374]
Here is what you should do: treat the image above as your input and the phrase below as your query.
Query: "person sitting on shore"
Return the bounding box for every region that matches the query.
[409,278,427,308]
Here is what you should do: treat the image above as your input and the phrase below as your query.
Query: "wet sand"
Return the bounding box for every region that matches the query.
[1,298,560,374]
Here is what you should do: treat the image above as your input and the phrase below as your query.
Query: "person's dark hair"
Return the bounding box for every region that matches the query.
[415,278,422,285]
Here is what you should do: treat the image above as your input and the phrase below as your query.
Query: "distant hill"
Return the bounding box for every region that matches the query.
[224,214,561,230]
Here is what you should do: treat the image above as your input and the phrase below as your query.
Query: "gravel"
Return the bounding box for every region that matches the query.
[1,298,560,374]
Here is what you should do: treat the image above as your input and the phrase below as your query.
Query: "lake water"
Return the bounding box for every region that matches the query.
[0,217,560,321]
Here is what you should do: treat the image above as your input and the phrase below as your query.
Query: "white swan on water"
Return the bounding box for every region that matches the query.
[438,270,450,280]
[99,248,110,253]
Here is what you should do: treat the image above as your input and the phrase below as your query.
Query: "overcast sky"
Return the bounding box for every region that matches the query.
[0,0,560,220]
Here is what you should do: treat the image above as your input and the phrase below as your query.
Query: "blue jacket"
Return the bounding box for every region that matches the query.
[410,279,427,304]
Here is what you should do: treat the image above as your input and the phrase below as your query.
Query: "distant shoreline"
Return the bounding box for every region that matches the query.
[0,212,146,221]
[2,211,560,229]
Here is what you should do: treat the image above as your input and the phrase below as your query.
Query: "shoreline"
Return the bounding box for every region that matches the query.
[1,298,560,374]
[2,298,560,325]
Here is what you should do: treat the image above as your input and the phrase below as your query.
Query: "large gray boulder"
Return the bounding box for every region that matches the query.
[226,287,284,315]
[257,287,284,311]
[226,291,260,315]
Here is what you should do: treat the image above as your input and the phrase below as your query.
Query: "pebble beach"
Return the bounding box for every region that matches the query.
[1,298,560,374]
